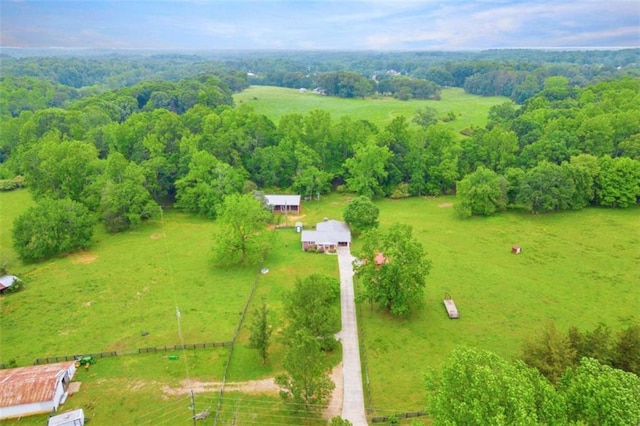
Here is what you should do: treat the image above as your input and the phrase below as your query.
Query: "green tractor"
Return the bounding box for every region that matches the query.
[75,356,95,367]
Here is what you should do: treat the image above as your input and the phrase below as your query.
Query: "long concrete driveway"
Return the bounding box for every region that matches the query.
[337,247,368,425]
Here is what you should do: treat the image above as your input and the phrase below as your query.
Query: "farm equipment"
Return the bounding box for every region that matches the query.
[75,356,96,367]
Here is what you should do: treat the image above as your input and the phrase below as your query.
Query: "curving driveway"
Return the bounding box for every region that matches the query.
[337,247,368,425]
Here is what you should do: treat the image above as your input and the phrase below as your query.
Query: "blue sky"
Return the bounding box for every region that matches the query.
[1,0,639,50]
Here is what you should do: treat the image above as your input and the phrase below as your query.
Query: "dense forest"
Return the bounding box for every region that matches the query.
[0,49,639,260]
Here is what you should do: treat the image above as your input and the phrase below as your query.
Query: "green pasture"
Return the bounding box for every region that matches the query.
[357,197,640,414]
[234,86,510,132]
[2,188,639,423]
[0,189,338,425]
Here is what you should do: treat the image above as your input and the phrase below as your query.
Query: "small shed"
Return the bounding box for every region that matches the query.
[295,222,303,233]
[0,362,77,420]
[48,408,85,426]
[443,293,459,319]
[0,275,18,293]
[512,245,522,254]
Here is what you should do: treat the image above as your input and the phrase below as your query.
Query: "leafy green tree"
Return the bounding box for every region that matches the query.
[248,301,273,365]
[343,196,379,235]
[283,274,340,351]
[422,125,461,195]
[518,161,576,213]
[426,347,566,425]
[503,167,526,205]
[412,106,439,128]
[175,151,246,218]
[378,116,411,190]
[12,198,95,262]
[213,193,272,267]
[344,140,392,198]
[23,135,102,207]
[292,165,332,200]
[559,357,640,426]
[594,155,640,208]
[568,323,615,367]
[454,166,507,218]
[355,223,431,316]
[487,102,518,128]
[100,153,160,233]
[275,329,335,410]
[612,324,640,376]
[521,322,577,384]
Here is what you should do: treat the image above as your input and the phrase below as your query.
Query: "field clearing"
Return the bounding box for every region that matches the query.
[357,196,640,413]
[0,189,339,425]
[2,189,639,423]
[234,86,510,131]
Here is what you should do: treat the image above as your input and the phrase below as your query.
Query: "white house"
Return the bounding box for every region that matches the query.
[301,219,351,251]
[264,194,301,214]
[0,362,77,420]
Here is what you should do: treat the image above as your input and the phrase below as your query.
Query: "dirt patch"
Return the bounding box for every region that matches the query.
[438,202,453,208]
[323,363,343,420]
[68,382,82,395]
[286,214,306,222]
[162,365,344,421]
[150,232,165,239]
[83,301,93,307]
[70,252,98,264]
[162,378,279,397]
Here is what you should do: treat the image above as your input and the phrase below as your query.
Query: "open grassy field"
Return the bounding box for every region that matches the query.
[1,189,638,423]
[357,196,640,415]
[234,86,510,132]
[0,189,339,425]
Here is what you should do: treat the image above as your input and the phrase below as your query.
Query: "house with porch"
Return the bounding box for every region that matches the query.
[301,218,351,251]
[264,195,301,214]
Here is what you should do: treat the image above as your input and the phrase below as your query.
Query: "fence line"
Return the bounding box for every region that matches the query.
[371,410,428,423]
[213,240,271,425]
[355,285,374,414]
[32,341,232,365]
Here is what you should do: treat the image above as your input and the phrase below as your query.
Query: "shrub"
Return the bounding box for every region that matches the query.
[4,278,24,294]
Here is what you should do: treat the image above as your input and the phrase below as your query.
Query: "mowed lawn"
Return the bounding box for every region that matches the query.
[234,86,510,131]
[356,197,640,414]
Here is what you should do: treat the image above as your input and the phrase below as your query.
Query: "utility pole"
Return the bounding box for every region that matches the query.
[191,390,196,426]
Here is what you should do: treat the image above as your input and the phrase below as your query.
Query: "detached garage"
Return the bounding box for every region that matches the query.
[0,362,77,420]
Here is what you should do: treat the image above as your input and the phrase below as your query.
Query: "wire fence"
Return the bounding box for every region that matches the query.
[371,410,428,423]
[31,341,232,365]
[355,280,375,414]
[213,236,272,425]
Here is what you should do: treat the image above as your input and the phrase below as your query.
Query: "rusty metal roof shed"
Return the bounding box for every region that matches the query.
[0,362,75,407]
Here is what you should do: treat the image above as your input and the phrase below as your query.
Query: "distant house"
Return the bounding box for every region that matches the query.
[0,362,77,420]
[301,219,351,251]
[264,195,301,214]
[47,408,85,426]
[0,275,18,293]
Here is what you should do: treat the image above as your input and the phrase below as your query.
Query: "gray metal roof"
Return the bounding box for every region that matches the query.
[301,220,351,244]
[0,275,17,291]
[264,195,301,206]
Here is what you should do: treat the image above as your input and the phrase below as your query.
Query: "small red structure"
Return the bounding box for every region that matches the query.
[374,252,388,268]
[512,245,522,254]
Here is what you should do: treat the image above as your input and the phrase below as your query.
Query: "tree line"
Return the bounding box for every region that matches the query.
[1,68,638,261]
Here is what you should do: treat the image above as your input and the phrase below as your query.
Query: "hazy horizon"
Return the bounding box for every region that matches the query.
[2,1,639,51]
